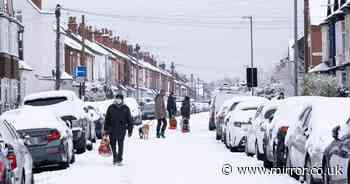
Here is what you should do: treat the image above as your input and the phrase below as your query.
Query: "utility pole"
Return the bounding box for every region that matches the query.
[55,4,61,90]
[294,0,299,96]
[171,62,175,93]
[135,44,141,104]
[242,16,254,96]
[79,15,86,99]
[304,0,310,73]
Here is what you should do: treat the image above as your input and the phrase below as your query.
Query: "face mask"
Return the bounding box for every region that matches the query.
[115,99,123,105]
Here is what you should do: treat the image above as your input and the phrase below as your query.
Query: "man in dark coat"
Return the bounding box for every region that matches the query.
[155,89,167,138]
[167,92,177,121]
[104,94,133,165]
[181,96,191,120]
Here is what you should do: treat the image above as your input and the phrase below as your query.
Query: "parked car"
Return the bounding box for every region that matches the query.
[23,90,92,154]
[124,98,142,126]
[263,96,321,168]
[245,100,280,160]
[140,98,156,120]
[0,118,33,184]
[209,92,243,131]
[1,107,75,169]
[225,99,268,152]
[298,98,350,184]
[218,96,266,141]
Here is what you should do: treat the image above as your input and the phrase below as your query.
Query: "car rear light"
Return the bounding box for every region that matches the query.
[279,126,289,134]
[47,130,61,142]
[7,153,17,170]
[0,160,5,183]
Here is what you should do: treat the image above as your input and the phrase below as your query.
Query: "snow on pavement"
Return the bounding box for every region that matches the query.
[35,112,300,184]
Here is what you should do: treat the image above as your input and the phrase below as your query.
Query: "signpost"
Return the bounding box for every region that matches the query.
[75,66,87,99]
[246,67,258,88]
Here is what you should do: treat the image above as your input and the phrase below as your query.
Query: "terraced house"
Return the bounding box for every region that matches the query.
[0,0,24,113]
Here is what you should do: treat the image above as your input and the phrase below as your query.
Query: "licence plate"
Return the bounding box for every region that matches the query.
[30,137,42,145]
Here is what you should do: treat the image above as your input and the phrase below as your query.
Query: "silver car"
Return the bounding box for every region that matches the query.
[0,118,33,184]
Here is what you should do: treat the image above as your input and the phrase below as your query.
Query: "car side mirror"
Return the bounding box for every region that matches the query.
[332,126,341,141]
[23,135,31,146]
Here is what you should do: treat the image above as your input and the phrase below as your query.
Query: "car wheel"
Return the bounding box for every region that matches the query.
[304,157,316,184]
[245,142,254,157]
[273,143,285,168]
[86,141,93,151]
[60,152,70,169]
[255,141,264,161]
[262,140,273,168]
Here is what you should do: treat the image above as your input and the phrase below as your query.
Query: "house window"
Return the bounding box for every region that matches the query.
[342,71,347,84]
[342,21,346,57]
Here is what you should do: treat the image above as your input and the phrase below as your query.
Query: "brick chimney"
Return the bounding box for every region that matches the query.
[68,17,78,34]
[101,28,113,48]
[32,0,42,9]
[93,29,103,43]
[86,26,93,41]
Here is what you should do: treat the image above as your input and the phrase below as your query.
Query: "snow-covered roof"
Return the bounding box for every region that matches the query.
[309,62,330,73]
[64,35,94,56]
[98,43,131,61]
[68,33,112,56]
[18,60,34,71]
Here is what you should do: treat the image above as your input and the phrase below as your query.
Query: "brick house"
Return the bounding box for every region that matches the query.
[0,0,24,113]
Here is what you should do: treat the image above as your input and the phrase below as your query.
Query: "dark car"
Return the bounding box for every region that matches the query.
[2,108,75,169]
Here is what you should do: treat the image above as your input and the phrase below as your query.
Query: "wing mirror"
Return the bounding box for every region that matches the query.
[23,135,31,146]
[332,125,341,141]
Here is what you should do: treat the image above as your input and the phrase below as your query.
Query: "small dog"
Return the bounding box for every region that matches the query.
[139,122,151,139]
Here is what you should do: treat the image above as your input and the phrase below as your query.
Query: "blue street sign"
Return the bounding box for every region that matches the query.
[75,66,87,78]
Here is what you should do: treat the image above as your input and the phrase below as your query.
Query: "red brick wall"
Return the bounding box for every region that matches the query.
[310,25,322,68]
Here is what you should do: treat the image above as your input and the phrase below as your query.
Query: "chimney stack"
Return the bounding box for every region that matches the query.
[68,17,78,34]
[32,0,42,9]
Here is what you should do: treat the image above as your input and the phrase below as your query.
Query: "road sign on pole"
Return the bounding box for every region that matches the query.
[246,67,258,88]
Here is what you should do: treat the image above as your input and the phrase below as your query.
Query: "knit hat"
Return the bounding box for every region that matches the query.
[115,94,124,100]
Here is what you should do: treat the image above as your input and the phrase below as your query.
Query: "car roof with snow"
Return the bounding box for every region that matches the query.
[271,96,325,127]
[0,107,64,131]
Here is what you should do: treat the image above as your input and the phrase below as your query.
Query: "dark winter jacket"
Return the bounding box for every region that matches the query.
[167,95,177,115]
[104,103,133,139]
[155,95,166,119]
[181,100,191,119]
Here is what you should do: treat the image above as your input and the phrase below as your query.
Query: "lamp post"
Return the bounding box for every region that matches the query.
[242,16,254,96]
[134,44,141,104]
[294,0,299,96]
[55,4,61,90]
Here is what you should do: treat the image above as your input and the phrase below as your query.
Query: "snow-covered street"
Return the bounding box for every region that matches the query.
[34,112,299,184]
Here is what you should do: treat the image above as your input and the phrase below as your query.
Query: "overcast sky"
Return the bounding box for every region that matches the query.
[42,0,309,82]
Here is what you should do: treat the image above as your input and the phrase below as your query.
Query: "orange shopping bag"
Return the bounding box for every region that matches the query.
[98,135,112,157]
[169,118,177,129]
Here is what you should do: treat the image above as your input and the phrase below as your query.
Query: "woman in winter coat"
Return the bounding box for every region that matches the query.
[181,96,191,120]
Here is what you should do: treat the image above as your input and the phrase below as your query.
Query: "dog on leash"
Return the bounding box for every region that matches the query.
[139,122,152,139]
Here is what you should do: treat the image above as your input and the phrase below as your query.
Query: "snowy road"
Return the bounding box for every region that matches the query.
[35,112,300,184]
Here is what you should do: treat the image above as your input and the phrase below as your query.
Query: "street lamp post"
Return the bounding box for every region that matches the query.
[55,4,61,90]
[242,16,254,96]
[135,44,141,104]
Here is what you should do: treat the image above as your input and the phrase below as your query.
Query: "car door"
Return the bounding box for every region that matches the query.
[247,106,263,152]
[292,107,312,168]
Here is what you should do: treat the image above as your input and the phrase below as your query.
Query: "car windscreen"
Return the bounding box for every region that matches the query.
[24,97,68,106]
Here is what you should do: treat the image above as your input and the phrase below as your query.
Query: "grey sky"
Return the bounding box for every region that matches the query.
[42,0,304,82]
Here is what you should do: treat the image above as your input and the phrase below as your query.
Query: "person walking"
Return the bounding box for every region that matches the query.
[155,89,167,138]
[181,96,191,132]
[167,92,177,121]
[104,94,133,165]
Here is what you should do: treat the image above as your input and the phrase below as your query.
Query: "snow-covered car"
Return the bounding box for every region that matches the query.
[0,118,33,184]
[92,98,142,126]
[245,100,280,160]
[140,98,156,120]
[263,96,322,168]
[22,90,92,154]
[285,98,350,183]
[209,92,245,130]
[225,99,268,151]
[1,107,75,169]
[215,100,234,141]
[222,97,268,145]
